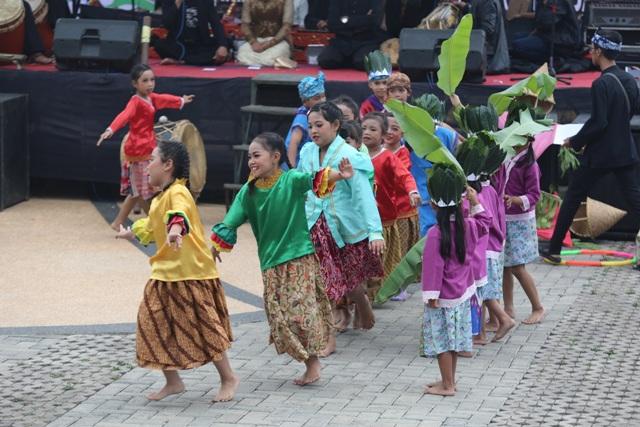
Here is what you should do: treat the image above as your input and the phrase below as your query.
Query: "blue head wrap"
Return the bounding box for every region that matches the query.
[592,33,622,52]
[298,72,326,100]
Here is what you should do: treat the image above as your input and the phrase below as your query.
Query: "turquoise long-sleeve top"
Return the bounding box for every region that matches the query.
[298,135,383,247]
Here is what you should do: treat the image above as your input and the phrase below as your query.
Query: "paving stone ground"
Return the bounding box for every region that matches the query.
[2,246,640,427]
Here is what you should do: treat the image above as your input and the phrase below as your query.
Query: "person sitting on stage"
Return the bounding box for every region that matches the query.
[18,0,52,64]
[236,0,296,68]
[511,0,581,66]
[152,0,229,66]
[304,0,329,30]
[543,30,640,264]
[318,0,387,71]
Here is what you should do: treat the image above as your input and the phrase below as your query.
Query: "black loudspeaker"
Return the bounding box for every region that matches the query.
[0,94,29,211]
[53,18,140,73]
[399,28,487,83]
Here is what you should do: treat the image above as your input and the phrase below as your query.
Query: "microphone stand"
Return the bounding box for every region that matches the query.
[548,0,572,85]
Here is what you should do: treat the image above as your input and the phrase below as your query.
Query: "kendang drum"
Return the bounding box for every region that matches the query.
[0,0,25,55]
[26,0,53,52]
[120,119,207,198]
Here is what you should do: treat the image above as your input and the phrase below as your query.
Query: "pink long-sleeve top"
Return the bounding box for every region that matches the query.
[496,150,541,221]
[480,181,505,257]
[422,204,491,307]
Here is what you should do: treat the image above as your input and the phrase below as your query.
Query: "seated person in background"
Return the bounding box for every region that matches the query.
[511,0,581,65]
[236,0,295,67]
[318,0,387,70]
[153,0,229,65]
[454,0,510,74]
[385,0,437,38]
[305,0,329,30]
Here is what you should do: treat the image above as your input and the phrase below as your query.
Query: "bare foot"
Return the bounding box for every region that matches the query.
[160,57,184,65]
[110,221,122,232]
[31,53,53,64]
[424,383,455,396]
[485,321,499,332]
[425,381,457,391]
[522,308,545,325]
[319,335,336,358]
[458,351,474,358]
[335,307,351,332]
[473,336,489,346]
[504,307,516,320]
[212,375,239,402]
[293,359,321,386]
[492,318,516,342]
[355,300,375,330]
[147,382,185,401]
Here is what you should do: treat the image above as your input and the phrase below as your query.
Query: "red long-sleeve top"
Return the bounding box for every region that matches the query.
[371,149,418,224]
[390,146,417,217]
[108,93,184,160]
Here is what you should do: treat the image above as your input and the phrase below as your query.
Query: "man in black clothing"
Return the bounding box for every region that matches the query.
[318,0,387,70]
[305,0,329,30]
[544,30,640,263]
[152,0,228,66]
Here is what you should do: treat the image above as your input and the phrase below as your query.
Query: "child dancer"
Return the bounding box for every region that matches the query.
[115,140,238,402]
[359,51,392,118]
[211,132,353,385]
[500,140,545,324]
[98,64,193,231]
[362,112,420,300]
[298,101,385,355]
[285,72,326,167]
[332,95,360,122]
[422,165,490,396]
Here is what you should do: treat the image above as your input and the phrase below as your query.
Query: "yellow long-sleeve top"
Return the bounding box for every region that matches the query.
[132,179,219,281]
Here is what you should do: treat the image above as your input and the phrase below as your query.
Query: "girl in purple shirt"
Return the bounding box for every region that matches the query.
[499,141,545,325]
[421,165,490,397]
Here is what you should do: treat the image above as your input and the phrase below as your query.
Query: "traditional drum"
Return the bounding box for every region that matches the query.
[418,3,460,30]
[0,0,25,55]
[120,119,207,198]
[26,0,53,52]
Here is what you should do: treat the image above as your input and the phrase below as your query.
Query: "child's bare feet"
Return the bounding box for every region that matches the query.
[319,334,336,358]
[458,351,474,358]
[293,357,321,386]
[492,318,516,341]
[424,383,455,396]
[522,308,545,325]
[485,320,499,332]
[147,381,185,401]
[110,221,122,232]
[335,307,351,332]
[212,375,239,402]
[355,300,375,330]
[425,381,457,391]
[473,336,489,346]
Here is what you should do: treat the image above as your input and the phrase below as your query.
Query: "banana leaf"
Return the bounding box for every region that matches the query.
[437,14,473,96]
[493,109,551,155]
[375,236,426,304]
[385,99,463,173]
[488,67,557,115]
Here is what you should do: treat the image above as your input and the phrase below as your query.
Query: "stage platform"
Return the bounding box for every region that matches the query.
[0,60,599,198]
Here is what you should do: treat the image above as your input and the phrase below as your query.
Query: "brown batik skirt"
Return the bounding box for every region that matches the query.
[136,278,233,370]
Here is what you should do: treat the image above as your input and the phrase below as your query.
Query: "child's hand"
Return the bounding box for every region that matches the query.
[182,95,195,105]
[211,246,222,263]
[449,93,461,108]
[427,299,439,308]
[97,128,113,146]
[504,195,523,209]
[409,191,422,207]
[115,224,134,241]
[369,239,385,257]
[466,186,479,206]
[338,157,354,180]
[167,223,183,250]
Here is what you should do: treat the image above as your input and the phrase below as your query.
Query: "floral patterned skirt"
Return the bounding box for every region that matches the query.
[421,299,472,357]
[478,253,505,301]
[136,278,232,370]
[310,215,384,301]
[262,255,333,362]
[504,216,539,267]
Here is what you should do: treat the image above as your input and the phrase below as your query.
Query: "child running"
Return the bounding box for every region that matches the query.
[211,132,353,385]
[421,165,490,396]
[499,139,545,324]
[298,101,385,355]
[98,64,194,231]
[115,140,238,402]
[359,51,392,118]
[285,72,326,167]
[362,112,420,300]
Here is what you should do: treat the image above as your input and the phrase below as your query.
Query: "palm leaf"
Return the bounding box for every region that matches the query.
[437,14,473,96]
